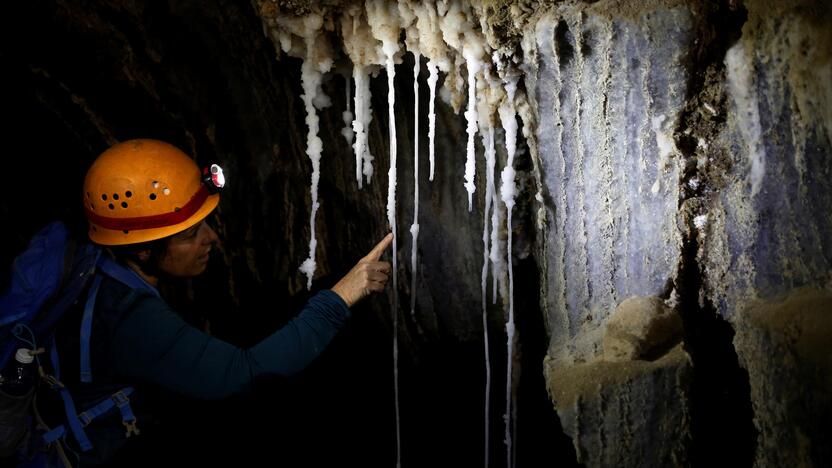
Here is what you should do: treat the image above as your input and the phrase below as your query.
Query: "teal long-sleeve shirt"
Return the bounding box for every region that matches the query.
[109,286,351,400]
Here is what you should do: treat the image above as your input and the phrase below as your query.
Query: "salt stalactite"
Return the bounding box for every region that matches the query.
[463,43,483,211]
[480,123,496,468]
[409,1,449,182]
[399,1,421,323]
[296,13,333,290]
[476,63,503,468]
[434,0,483,208]
[410,50,421,321]
[385,39,402,468]
[352,68,366,188]
[490,175,503,303]
[489,148,506,304]
[263,3,518,464]
[356,67,375,186]
[341,8,379,189]
[427,60,439,181]
[342,74,355,145]
[486,67,505,304]
[498,76,519,468]
[367,1,401,465]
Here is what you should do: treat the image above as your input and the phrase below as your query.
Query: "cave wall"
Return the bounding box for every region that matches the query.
[527,3,689,364]
[525,3,693,465]
[522,0,831,466]
[708,1,832,465]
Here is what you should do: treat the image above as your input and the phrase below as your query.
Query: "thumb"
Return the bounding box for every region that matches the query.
[362,233,394,262]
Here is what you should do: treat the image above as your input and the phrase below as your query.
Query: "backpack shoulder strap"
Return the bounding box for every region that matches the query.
[96,256,160,298]
[78,255,160,383]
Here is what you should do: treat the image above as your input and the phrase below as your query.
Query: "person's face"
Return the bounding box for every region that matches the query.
[157,220,219,278]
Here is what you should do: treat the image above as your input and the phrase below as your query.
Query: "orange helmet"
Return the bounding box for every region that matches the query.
[83,139,221,246]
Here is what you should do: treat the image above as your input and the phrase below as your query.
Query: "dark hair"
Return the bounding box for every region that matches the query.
[107,237,170,278]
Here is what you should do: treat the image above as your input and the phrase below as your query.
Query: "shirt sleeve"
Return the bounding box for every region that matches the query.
[110,289,351,400]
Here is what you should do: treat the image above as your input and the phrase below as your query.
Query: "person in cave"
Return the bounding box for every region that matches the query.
[27,138,393,466]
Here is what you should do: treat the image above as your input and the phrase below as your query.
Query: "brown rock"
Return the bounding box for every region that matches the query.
[603,296,683,361]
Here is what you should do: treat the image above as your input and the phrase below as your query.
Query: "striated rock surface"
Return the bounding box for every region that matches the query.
[525,1,696,464]
[524,2,690,365]
[527,0,830,465]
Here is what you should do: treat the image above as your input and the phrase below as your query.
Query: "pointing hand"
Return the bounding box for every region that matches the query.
[331,233,393,307]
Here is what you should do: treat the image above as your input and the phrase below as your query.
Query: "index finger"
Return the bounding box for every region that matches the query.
[362,233,393,262]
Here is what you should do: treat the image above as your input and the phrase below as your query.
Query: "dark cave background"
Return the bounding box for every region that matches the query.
[0,1,572,467]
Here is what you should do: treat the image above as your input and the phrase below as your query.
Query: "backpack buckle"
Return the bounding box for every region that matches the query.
[111,390,130,408]
[78,411,93,427]
[111,389,140,438]
[123,419,141,438]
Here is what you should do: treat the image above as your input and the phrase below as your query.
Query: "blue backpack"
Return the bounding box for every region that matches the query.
[0,221,158,462]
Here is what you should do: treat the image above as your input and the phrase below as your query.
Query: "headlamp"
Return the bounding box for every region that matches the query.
[202,164,225,194]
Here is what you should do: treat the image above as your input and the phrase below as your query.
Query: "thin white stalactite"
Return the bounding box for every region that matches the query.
[361,68,376,185]
[498,78,518,468]
[383,42,402,468]
[481,124,496,468]
[463,53,482,211]
[367,2,401,464]
[427,59,439,181]
[410,51,421,323]
[352,65,365,189]
[342,74,355,146]
[298,17,326,290]
[490,174,502,304]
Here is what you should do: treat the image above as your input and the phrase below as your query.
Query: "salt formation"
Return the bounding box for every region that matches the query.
[341,6,380,189]
[409,2,452,181]
[341,75,354,145]
[268,13,334,290]
[463,47,482,210]
[725,42,766,198]
[427,60,439,181]
[260,2,518,466]
[479,122,496,468]
[409,47,421,317]
[498,75,519,468]
[394,0,424,325]
[365,2,404,465]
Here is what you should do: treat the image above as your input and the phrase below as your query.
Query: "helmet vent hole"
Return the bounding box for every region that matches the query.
[125,191,132,198]
[123,230,129,235]
[113,193,119,200]
[86,192,91,199]
[174,207,181,212]
[163,188,171,196]
[108,203,115,210]
[89,204,95,210]
[152,181,159,189]
[101,194,108,201]
[121,202,128,208]
[149,193,157,200]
